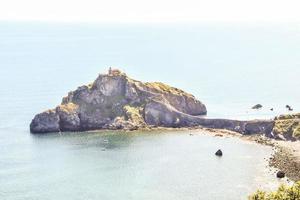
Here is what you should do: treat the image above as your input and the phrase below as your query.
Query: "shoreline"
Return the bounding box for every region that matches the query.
[269,141,300,181]
[199,128,300,182]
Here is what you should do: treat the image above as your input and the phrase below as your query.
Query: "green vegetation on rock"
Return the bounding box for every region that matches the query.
[276,114,300,120]
[123,105,145,126]
[249,181,300,200]
[145,82,190,96]
[273,120,299,135]
[273,114,300,139]
[293,126,300,139]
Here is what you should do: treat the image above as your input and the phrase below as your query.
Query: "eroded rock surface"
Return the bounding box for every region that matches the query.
[30,110,60,133]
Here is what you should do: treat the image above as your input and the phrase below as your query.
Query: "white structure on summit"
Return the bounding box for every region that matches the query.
[108,67,121,76]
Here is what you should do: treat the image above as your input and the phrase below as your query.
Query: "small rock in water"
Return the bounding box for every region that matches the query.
[215,149,223,156]
[276,171,285,178]
[286,105,293,111]
[252,104,263,109]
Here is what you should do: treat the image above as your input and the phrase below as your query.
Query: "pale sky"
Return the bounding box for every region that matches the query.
[1,0,300,23]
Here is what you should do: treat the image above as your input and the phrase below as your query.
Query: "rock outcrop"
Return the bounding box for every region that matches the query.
[273,113,300,140]
[215,149,223,156]
[252,104,263,109]
[30,71,207,133]
[30,69,275,135]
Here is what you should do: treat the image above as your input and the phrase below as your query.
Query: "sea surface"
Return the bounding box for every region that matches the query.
[0,22,299,199]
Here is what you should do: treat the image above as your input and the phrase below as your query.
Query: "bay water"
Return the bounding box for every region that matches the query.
[0,22,299,199]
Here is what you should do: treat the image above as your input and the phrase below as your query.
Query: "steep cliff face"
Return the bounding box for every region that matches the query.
[30,71,207,133]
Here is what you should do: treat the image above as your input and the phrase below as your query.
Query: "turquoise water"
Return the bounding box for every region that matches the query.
[0,22,298,199]
[0,131,283,200]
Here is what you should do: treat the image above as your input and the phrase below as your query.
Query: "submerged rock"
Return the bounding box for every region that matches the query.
[215,149,223,156]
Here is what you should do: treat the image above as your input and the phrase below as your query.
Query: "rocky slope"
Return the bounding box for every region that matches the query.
[30,70,274,135]
[30,71,207,133]
[273,113,300,140]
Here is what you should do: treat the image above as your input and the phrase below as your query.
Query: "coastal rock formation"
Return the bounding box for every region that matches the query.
[215,149,223,156]
[30,69,275,135]
[273,113,300,140]
[30,110,60,133]
[252,104,263,109]
[286,105,293,111]
[30,70,206,133]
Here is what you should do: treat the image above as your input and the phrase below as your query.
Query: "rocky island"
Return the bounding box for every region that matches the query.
[30,68,297,141]
[30,68,206,133]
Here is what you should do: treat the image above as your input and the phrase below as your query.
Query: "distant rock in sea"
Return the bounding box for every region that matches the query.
[252,104,263,109]
[30,68,275,135]
[286,105,293,111]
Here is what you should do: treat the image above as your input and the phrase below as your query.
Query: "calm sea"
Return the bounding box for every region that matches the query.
[0,22,298,199]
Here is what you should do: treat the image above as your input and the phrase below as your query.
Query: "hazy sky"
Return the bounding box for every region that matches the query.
[1,0,300,23]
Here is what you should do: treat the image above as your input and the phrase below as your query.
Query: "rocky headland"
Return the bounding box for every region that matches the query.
[30,69,298,141]
[30,70,207,133]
